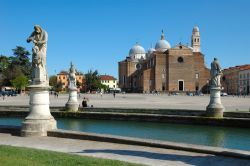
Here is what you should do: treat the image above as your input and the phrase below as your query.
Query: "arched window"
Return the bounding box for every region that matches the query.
[194,38,196,42]
[197,38,199,42]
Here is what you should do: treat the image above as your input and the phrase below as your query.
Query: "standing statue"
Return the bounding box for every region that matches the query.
[27,25,48,84]
[210,58,222,87]
[68,62,76,88]
[206,57,224,118]
[21,25,57,137]
[66,62,79,112]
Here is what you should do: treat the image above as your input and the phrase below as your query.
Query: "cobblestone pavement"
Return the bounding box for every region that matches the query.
[0,133,250,166]
[0,93,249,111]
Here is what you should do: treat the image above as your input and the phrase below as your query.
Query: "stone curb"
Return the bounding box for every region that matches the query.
[1,108,250,128]
[1,126,250,160]
[47,129,250,160]
[0,125,21,135]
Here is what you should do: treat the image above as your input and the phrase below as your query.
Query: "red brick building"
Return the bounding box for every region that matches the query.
[222,64,250,95]
[119,26,210,93]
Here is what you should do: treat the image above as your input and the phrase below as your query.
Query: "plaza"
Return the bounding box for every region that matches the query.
[0,93,249,111]
[1,1,250,165]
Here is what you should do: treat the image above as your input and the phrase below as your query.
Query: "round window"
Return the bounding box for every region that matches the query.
[135,63,141,70]
[177,57,184,63]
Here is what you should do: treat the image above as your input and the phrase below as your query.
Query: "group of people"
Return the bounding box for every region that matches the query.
[50,91,59,98]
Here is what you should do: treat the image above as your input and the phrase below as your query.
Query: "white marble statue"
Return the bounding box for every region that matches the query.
[66,62,79,111]
[22,25,57,136]
[68,62,76,89]
[206,57,224,118]
[210,58,222,87]
[27,25,48,84]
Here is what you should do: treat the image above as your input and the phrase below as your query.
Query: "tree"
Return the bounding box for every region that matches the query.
[55,81,63,92]
[11,46,31,77]
[0,46,32,87]
[11,74,29,93]
[12,46,30,65]
[0,55,9,87]
[85,70,103,92]
[49,75,57,89]
[76,80,81,88]
[0,55,9,73]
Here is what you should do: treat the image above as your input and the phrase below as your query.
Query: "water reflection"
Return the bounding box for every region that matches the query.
[1,118,250,151]
[206,127,225,147]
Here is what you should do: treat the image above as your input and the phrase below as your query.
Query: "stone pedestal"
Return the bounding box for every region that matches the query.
[206,87,224,118]
[21,85,57,136]
[65,87,79,112]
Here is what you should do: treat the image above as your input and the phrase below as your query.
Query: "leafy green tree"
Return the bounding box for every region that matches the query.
[12,46,31,77]
[3,62,23,86]
[0,55,9,87]
[55,81,63,92]
[11,74,29,93]
[49,75,57,89]
[0,55,9,73]
[0,46,31,87]
[76,80,81,88]
[85,70,103,92]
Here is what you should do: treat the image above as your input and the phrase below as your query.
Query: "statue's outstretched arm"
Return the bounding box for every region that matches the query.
[37,32,48,44]
[27,32,35,43]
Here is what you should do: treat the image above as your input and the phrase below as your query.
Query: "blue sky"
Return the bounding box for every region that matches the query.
[1,0,250,77]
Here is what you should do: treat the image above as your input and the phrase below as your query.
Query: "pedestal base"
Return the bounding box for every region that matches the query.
[21,84,57,136]
[65,88,79,112]
[65,103,79,112]
[206,87,224,118]
[206,106,224,118]
[21,118,56,136]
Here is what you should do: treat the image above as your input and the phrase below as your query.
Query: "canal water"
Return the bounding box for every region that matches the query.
[1,118,250,151]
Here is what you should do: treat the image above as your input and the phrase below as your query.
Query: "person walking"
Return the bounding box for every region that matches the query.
[82,97,88,107]
[113,91,116,98]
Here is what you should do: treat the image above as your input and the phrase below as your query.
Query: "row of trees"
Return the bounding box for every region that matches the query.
[1,46,108,93]
[49,70,108,93]
[0,46,31,92]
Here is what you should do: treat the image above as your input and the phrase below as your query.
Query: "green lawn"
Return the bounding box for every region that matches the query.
[0,145,144,166]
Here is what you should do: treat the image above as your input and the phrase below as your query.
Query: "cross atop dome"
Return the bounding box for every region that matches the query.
[161,29,165,40]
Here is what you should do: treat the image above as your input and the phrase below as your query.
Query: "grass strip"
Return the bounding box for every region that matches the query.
[0,145,144,166]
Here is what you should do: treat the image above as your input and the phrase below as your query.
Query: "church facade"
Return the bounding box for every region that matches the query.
[118,26,210,93]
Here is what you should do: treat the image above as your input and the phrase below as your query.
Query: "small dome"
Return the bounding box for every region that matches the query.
[193,26,199,32]
[148,47,156,54]
[155,30,171,52]
[129,43,146,58]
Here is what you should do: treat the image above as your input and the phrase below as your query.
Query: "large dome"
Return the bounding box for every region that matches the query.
[129,43,145,56]
[155,30,171,52]
[129,43,146,60]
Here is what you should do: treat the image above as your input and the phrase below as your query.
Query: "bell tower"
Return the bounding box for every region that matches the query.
[191,26,200,52]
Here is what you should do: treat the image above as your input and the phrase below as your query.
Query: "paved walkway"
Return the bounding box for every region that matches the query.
[0,133,249,166]
[0,93,250,111]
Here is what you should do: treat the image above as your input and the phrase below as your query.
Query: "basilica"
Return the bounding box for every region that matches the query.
[118,26,210,93]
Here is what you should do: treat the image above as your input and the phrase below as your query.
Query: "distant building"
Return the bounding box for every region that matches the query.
[57,71,85,91]
[100,75,118,89]
[239,65,250,94]
[118,26,210,93]
[222,64,250,95]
